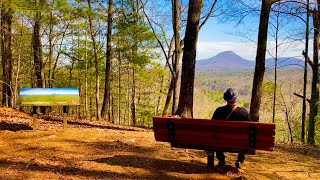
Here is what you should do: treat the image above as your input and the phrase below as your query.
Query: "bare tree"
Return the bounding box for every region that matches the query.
[250,0,280,122]
[307,0,320,145]
[171,0,182,114]
[301,0,310,143]
[101,0,113,121]
[1,0,14,107]
[33,0,45,88]
[175,0,203,118]
[87,0,101,120]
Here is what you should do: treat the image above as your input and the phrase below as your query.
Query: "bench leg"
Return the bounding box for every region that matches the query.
[207,152,214,168]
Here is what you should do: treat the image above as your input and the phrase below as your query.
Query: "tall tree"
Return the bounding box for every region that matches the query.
[250,0,276,122]
[87,0,101,120]
[1,0,14,107]
[175,0,203,118]
[48,0,54,88]
[301,0,310,143]
[130,0,138,126]
[139,0,175,116]
[141,0,217,116]
[271,2,281,124]
[308,0,320,145]
[33,0,45,88]
[171,0,182,114]
[101,0,113,120]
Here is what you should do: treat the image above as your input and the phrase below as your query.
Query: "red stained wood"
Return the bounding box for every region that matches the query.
[153,116,276,153]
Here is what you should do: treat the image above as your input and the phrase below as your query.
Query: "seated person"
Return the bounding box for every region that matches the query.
[210,88,251,168]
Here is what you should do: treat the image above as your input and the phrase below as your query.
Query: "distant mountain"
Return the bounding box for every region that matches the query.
[265,57,305,69]
[196,51,305,71]
[196,51,254,71]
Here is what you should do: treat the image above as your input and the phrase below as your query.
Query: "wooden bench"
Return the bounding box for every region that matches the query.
[153,116,276,167]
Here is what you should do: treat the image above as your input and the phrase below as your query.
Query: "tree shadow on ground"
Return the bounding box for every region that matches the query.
[275,144,320,159]
[0,159,186,179]
[62,139,158,155]
[40,115,149,132]
[0,122,33,131]
[93,155,218,174]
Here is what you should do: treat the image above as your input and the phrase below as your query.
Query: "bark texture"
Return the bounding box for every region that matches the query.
[308,2,320,145]
[175,0,203,118]
[101,0,113,120]
[250,0,272,122]
[1,1,13,107]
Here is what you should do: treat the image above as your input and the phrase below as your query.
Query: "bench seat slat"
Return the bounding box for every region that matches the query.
[176,137,274,148]
[154,131,275,144]
[153,117,276,129]
[154,128,275,137]
[154,126,275,136]
[155,134,274,151]
[153,121,275,135]
[152,116,276,153]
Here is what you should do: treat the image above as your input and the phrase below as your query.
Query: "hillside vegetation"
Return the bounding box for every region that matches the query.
[194,68,319,145]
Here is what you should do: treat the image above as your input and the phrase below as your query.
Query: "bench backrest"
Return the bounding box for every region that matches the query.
[153,116,276,154]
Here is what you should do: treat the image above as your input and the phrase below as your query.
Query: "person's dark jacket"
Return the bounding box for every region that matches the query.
[211,105,251,121]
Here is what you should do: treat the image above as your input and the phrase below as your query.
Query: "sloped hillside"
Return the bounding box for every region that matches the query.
[0,107,319,179]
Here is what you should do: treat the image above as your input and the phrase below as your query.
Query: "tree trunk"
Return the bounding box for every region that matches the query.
[15,38,21,108]
[156,64,167,115]
[1,1,13,107]
[101,0,113,120]
[249,0,272,122]
[111,96,114,123]
[118,37,122,124]
[85,25,88,118]
[162,76,174,116]
[33,0,45,88]
[131,66,136,125]
[272,3,281,124]
[87,0,101,120]
[48,2,54,88]
[175,0,203,118]
[130,0,139,125]
[126,65,130,125]
[171,0,182,114]
[308,3,319,145]
[68,59,75,87]
[302,0,310,143]
[279,88,293,143]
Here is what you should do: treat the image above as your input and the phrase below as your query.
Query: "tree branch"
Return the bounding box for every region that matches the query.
[293,93,310,103]
[139,0,173,75]
[199,0,218,30]
[302,50,313,67]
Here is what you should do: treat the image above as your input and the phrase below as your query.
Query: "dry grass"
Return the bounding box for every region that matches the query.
[0,107,319,179]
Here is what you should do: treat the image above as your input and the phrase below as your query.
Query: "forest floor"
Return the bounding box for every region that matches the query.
[0,107,319,180]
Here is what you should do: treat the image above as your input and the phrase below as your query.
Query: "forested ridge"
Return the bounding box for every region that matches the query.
[1,0,319,148]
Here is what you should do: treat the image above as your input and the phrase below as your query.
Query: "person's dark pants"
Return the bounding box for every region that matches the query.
[216,151,245,163]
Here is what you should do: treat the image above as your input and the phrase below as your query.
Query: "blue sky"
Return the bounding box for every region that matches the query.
[194,1,307,61]
[147,0,307,62]
[196,18,306,61]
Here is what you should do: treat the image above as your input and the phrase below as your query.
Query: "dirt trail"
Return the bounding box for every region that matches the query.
[0,107,319,179]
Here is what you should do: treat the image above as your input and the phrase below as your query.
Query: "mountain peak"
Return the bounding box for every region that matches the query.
[196,51,254,71]
[196,51,304,71]
[217,51,236,55]
[214,51,243,60]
